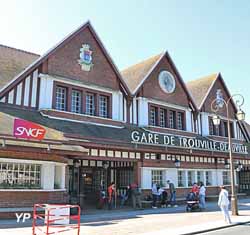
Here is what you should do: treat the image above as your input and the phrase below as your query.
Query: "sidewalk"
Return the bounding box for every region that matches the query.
[0,199,249,234]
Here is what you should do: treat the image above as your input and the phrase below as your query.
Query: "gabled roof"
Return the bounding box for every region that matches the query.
[121,52,164,94]
[121,51,197,110]
[0,44,39,90]
[186,73,219,110]
[0,21,131,98]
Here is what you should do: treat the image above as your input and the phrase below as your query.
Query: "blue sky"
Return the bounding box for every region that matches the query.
[1,1,250,120]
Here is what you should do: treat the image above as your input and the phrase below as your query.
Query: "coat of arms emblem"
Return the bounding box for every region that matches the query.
[215,89,224,108]
[78,44,93,71]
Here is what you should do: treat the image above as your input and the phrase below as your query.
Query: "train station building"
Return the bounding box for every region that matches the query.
[0,21,250,212]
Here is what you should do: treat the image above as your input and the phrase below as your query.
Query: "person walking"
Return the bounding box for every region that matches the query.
[108,182,116,210]
[167,180,178,207]
[130,182,142,209]
[218,186,232,224]
[199,182,206,210]
[151,182,158,208]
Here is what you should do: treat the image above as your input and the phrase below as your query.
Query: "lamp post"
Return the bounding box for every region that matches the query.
[211,94,245,216]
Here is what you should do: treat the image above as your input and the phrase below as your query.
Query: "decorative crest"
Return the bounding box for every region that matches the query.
[78,44,93,71]
[215,89,224,108]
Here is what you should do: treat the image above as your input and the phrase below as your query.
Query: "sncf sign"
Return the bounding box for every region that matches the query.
[13,119,46,140]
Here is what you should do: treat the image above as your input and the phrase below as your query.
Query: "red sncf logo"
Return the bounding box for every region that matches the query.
[13,118,46,140]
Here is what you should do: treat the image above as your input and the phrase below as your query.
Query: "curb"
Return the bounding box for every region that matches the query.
[182,220,250,235]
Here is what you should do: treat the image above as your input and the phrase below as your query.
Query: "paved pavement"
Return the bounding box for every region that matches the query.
[205,222,250,235]
[0,198,250,234]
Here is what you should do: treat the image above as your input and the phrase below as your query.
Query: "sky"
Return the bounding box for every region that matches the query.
[1,0,250,120]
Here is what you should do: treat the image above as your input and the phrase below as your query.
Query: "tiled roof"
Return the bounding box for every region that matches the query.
[186,73,218,109]
[121,53,164,94]
[0,44,40,90]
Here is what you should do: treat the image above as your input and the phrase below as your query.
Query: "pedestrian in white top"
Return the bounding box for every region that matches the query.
[218,186,232,224]
[199,182,206,210]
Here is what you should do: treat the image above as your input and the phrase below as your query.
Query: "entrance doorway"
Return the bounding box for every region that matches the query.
[239,167,250,194]
[68,160,135,209]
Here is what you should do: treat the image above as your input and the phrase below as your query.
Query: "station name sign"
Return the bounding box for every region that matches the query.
[131,131,248,154]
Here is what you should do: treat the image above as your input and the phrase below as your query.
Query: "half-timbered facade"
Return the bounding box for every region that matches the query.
[0,21,249,215]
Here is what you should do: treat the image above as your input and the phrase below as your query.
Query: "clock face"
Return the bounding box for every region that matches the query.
[158,71,176,93]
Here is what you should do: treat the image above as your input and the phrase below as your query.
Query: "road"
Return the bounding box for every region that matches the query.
[203,222,250,234]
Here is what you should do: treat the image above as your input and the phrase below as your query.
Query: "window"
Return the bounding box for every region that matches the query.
[187,171,195,186]
[205,171,212,186]
[99,95,108,118]
[222,171,230,185]
[86,93,95,115]
[152,170,163,186]
[178,171,185,187]
[223,122,228,137]
[150,106,157,126]
[209,117,235,138]
[169,110,175,129]
[177,112,184,130]
[159,108,166,127]
[209,118,217,135]
[71,90,81,113]
[55,86,67,111]
[230,122,234,138]
[0,162,41,189]
[197,171,204,184]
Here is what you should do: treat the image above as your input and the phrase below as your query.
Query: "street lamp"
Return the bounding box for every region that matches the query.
[211,94,245,216]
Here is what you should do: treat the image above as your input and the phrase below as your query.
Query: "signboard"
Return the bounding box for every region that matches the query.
[131,130,248,154]
[13,118,46,140]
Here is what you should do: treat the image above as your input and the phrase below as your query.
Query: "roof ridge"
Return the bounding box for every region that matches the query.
[121,52,164,72]
[0,44,40,57]
[186,72,219,84]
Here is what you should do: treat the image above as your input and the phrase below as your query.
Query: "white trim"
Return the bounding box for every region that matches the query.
[146,97,191,112]
[40,109,126,129]
[40,73,118,94]
[0,157,66,166]
[133,52,165,95]
[198,73,219,110]
[23,76,30,106]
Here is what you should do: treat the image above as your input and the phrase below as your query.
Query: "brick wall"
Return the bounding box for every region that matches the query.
[47,26,120,91]
[0,190,69,208]
[139,56,190,107]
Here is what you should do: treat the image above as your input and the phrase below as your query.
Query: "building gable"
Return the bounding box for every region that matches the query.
[138,53,195,109]
[202,74,236,119]
[47,24,125,91]
[0,21,130,109]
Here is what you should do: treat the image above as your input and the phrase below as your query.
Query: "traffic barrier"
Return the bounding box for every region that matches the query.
[32,204,80,235]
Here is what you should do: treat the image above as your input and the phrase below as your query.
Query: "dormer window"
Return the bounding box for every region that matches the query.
[71,90,82,113]
[209,117,234,138]
[99,95,108,118]
[53,82,112,119]
[159,108,166,127]
[150,106,157,126]
[86,93,95,116]
[148,103,185,130]
[169,110,175,129]
[177,112,184,130]
[55,86,67,111]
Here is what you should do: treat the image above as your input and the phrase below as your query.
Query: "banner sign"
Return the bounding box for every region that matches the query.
[13,118,46,140]
[131,130,248,154]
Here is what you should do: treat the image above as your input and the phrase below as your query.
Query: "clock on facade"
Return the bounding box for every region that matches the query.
[158,71,176,93]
